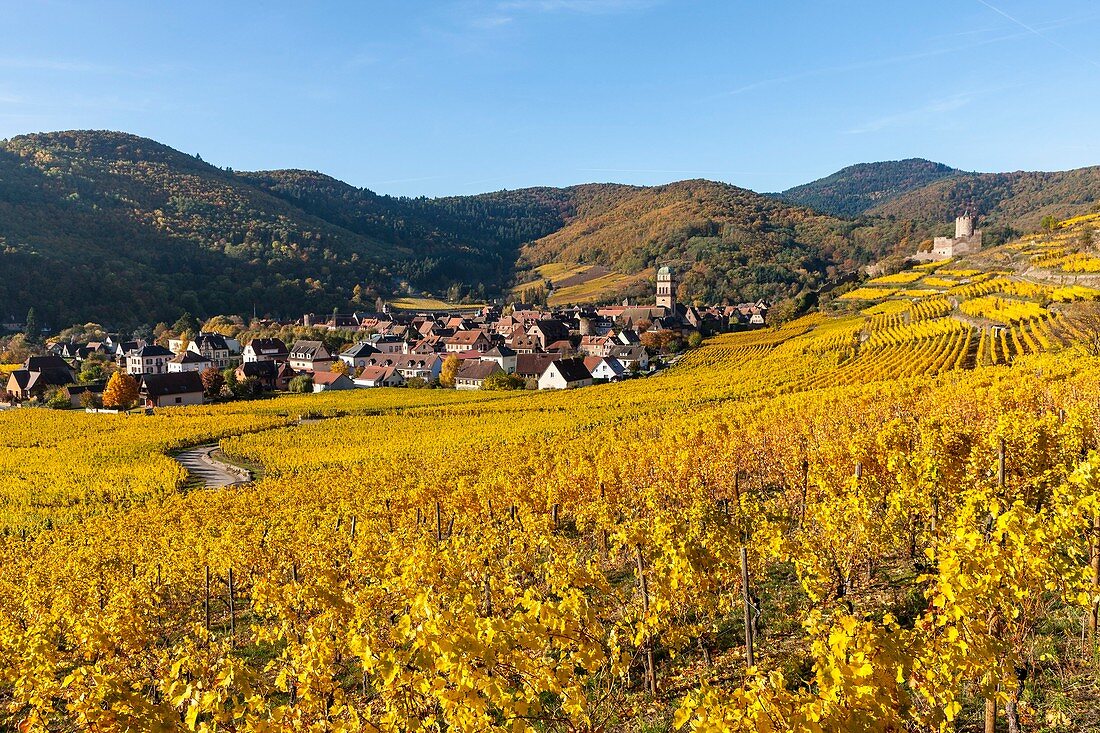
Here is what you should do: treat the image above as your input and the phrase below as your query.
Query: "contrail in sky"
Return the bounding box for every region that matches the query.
[974,0,1100,69]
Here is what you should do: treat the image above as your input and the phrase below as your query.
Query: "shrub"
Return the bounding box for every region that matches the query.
[288,375,313,393]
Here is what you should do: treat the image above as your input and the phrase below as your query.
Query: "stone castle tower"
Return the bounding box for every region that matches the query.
[656,266,676,311]
[916,209,983,263]
[955,211,975,238]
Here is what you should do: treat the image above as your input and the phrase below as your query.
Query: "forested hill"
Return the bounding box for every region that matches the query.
[515,179,911,305]
[1,129,1098,328]
[237,170,593,291]
[777,158,1100,231]
[0,131,402,325]
[777,159,960,217]
[866,166,1100,230]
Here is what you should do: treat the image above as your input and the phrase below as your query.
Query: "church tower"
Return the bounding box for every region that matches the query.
[656,266,676,311]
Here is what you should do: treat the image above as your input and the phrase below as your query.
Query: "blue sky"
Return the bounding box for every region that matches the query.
[1,0,1099,197]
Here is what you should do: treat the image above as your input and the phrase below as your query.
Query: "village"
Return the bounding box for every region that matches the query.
[2,268,768,409]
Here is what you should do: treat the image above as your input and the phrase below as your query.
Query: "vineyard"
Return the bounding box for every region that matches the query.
[2,244,1100,731]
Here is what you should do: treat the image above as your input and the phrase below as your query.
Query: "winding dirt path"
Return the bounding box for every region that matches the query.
[175,444,251,488]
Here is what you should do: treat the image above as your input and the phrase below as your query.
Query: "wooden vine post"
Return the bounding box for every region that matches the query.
[204,565,211,633]
[1091,512,1100,646]
[986,439,1008,733]
[798,458,809,530]
[228,567,236,647]
[635,544,657,695]
[740,546,755,667]
[998,438,1006,492]
[436,502,443,542]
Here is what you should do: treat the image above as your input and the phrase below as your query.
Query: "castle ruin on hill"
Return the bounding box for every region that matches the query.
[914,211,983,262]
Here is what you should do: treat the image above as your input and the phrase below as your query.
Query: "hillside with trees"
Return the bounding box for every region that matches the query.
[515,179,914,305]
[776,158,960,216]
[0,131,400,326]
[867,165,1100,231]
[3,130,1099,328]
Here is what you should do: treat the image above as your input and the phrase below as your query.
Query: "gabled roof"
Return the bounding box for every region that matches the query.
[506,333,541,350]
[63,383,106,397]
[131,344,174,358]
[289,340,330,358]
[245,337,288,353]
[448,329,489,345]
[456,361,502,381]
[583,356,625,375]
[6,369,33,391]
[610,344,646,357]
[341,342,381,358]
[528,319,569,341]
[514,353,558,376]
[25,355,75,373]
[114,340,145,354]
[484,345,516,358]
[311,371,354,386]
[192,332,230,351]
[140,371,204,398]
[548,358,592,383]
[170,351,212,364]
[356,365,402,383]
[545,339,573,353]
[237,360,278,379]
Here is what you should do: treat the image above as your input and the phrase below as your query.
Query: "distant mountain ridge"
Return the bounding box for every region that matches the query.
[776,158,1100,231]
[866,166,1100,230]
[777,159,961,217]
[1,129,1099,328]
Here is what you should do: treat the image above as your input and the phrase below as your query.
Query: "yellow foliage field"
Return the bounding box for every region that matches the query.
[3,237,1100,730]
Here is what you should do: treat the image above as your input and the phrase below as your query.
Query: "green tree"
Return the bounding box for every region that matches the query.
[78,356,111,383]
[172,312,200,335]
[1040,215,1058,233]
[79,390,101,410]
[24,308,39,342]
[234,375,260,399]
[45,388,71,410]
[221,368,239,397]
[482,371,524,391]
[288,375,313,393]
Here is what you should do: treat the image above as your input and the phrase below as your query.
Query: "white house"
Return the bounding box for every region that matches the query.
[140,372,205,408]
[340,342,382,370]
[481,345,517,374]
[188,332,234,368]
[242,338,288,363]
[354,366,405,388]
[583,356,625,381]
[455,361,502,390]
[537,358,593,391]
[445,329,492,353]
[579,334,616,358]
[167,350,213,373]
[288,341,334,373]
[311,371,356,392]
[125,344,174,376]
[609,345,649,372]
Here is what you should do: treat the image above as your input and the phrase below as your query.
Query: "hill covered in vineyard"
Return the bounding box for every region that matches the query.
[2,212,1100,729]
